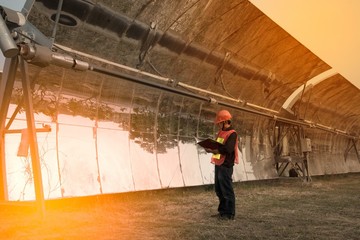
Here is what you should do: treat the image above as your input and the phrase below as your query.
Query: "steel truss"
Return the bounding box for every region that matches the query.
[273,122,311,182]
[0,56,50,216]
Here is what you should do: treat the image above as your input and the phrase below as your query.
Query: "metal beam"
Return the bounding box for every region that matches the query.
[21,0,35,18]
[5,125,51,134]
[0,57,18,201]
[90,64,358,140]
[19,57,45,216]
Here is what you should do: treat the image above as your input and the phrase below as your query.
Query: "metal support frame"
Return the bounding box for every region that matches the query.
[344,138,360,163]
[0,56,45,216]
[273,122,311,182]
[0,57,18,200]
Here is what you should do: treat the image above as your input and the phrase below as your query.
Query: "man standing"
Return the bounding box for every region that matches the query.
[205,109,238,220]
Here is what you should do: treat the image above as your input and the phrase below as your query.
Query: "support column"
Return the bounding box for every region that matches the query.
[19,57,45,215]
[0,57,18,201]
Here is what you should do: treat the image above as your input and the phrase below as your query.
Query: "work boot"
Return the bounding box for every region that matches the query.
[218,214,234,221]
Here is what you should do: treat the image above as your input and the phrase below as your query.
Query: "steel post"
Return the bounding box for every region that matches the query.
[19,57,45,216]
[0,57,18,201]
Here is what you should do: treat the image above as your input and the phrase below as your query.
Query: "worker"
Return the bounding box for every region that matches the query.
[205,109,239,220]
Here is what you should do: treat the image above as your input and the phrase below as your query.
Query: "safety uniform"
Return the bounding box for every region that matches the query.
[211,128,239,166]
[211,126,238,219]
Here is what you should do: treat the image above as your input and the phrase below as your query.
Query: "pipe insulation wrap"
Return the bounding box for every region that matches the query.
[0,14,18,58]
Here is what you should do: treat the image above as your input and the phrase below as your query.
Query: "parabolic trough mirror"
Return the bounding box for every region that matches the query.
[4,62,262,201]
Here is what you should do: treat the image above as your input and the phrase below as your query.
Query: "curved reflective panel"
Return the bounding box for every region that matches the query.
[3,62,278,200]
[129,86,162,190]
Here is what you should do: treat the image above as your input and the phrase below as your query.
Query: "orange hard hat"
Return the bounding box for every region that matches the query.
[215,110,232,124]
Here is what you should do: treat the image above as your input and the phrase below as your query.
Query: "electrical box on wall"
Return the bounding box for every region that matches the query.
[300,138,312,152]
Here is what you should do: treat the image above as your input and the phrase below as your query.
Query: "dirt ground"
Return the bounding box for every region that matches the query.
[1,173,360,240]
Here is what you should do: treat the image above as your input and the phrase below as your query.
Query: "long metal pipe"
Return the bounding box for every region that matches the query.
[90,65,211,103]
[88,64,284,119]
[54,44,279,114]
[19,43,357,139]
[89,64,357,140]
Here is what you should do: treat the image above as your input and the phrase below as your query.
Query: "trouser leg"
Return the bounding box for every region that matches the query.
[217,165,235,216]
[215,165,225,213]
